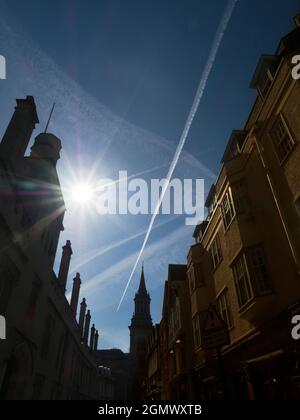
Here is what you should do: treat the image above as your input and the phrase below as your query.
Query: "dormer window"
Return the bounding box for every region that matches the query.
[250,55,280,99]
[221,130,247,163]
[193,220,209,243]
[257,68,273,98]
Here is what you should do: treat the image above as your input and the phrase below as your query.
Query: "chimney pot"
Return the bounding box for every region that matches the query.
[70,272,81,318]
[90,324,96,349]
[94,330,99,351]
[58,240,73,292]
[78,298,87,338]
[83,310,91,345]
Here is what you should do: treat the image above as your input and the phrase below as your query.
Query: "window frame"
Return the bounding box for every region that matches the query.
[270,114,295,164]
[220,188,235,230]
[210,233,223,270]
[246,245,272,296]
[232,254,254,309]
[192,314,201,349]
[217,288,233,330]
[232,179,249,215]
[257,68,273,99]
[232,245,272,310]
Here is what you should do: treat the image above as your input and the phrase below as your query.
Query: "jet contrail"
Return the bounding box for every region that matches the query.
[117,0,238,311]
[69,214,179,274]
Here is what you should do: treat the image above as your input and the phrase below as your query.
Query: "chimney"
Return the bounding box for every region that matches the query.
[90,324,95,349]
[78,298,86,338]
[70,273,81,318]
[83,310,91,345]
[58,240,73,292]
[294,14,300,28]
[0,96,39,161]
[94,330,99,351]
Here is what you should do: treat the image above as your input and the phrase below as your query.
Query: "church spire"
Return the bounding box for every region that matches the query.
[129,267,152,354]
[137,265,148,296]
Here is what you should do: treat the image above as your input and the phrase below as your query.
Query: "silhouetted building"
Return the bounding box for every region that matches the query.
[129,267,153,398]
[96,349,131,400]
[144,324,161,400]
[151,264,194,400]
[0,96,111,400]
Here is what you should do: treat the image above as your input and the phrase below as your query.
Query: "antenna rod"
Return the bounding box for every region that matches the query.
[44,102,56,133]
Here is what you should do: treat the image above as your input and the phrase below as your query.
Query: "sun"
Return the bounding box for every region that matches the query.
[71,183,94,205]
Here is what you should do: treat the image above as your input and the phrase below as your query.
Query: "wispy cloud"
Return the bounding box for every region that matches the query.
[69,214,180,275]
[76,224,192,300]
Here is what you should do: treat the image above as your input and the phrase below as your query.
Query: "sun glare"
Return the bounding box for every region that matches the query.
[71,183,94,205]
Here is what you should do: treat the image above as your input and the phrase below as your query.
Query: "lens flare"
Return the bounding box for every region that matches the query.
[71,183,94,204]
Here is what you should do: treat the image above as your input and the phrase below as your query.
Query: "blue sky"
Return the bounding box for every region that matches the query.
[0,0,299,350]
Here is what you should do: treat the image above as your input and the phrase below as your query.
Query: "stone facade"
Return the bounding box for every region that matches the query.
[143,13,300,401]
